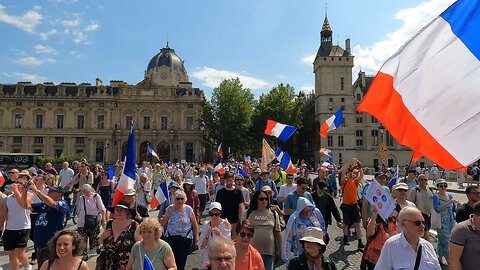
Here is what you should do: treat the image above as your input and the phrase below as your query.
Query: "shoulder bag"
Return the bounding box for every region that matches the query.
[83,194,99,230]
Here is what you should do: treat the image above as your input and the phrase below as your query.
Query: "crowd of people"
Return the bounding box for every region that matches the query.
[0,157,479,270]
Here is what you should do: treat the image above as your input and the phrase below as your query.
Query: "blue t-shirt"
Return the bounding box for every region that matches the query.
[31,200,69,247]
[284,191,314,210]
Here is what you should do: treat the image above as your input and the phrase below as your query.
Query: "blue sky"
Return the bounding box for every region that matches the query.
[0,0,455,99]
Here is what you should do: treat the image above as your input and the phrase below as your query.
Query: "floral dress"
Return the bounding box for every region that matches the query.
[104,220,139,270]
[433,194,456,258]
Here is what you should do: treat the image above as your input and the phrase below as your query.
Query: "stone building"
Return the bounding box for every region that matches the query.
[0,45,208,164]
[311,15,427,169]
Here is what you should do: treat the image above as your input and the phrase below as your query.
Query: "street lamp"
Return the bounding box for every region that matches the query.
[379,124,385,145]
[199,121,205,164]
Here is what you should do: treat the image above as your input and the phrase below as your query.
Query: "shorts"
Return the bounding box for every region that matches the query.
[340,203,361,226]
[2,229,30,251]
[422,213,431,231]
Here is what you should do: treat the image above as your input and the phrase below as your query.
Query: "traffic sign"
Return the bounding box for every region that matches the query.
[378,143,389,153]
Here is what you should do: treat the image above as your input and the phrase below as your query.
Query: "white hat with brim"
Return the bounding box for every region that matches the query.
[208,202,222,212]
[299,227,326,246]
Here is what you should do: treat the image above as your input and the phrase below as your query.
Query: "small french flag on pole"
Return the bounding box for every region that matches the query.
[319,108,343,138]
[264,120,296,142]
[147,145,159,161]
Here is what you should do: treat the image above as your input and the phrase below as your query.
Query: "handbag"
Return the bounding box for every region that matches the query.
[430,195,442,230]
[83,195,98,230]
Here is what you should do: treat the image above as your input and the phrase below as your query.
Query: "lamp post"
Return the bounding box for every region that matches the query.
[199,121,205,164]
[379,124,385,145]
[379,124,386,171]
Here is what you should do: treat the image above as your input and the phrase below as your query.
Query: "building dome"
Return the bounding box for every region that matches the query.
[147,45,187,74]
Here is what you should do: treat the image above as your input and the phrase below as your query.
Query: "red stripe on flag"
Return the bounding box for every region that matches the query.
[112,190,126,207]
[357,72,463,170]
[319,122,329,138]
[264,120,276,135]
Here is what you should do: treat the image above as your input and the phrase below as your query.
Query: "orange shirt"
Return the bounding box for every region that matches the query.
[341,178,360,205]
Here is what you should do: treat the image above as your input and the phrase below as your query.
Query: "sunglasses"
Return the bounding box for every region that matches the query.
[418,178,428,181]
[235,179,243,181]
[397,189,408,192]
[438,184,447,188]
[239,232,254,238]
[406,220,426,226]
[258,197,268,201]
[9,171,17,174]
[176,197,186,201]
[209,212,221,217]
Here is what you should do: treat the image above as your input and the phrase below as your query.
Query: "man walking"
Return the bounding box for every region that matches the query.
[456,186,480,223]
[408,174,434,241]
[216,172,244,238]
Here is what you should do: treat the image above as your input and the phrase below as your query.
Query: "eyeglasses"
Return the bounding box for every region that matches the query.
[438,184,447,188]
[8,172,16,174]
[239,232,254,238]
[405,220,426,226]
[176,197,186,201]
[258,197,268,201]
[235,178,243,181]
[209,212,221,217]
[210,256,234,263]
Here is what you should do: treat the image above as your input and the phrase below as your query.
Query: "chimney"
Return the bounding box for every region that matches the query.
[345,38,351,53]
[95,77,103,87]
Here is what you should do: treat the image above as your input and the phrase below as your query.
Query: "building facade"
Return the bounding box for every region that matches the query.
[0,45,208,164]
[312,15,431,168]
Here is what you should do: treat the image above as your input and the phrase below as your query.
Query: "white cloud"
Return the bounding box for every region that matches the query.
[84,22,98,31]
[300,85,314,92]
[192,67,270,90]
[301,54,315,65]
[2,72,47,83]
[0,4,43,33]
[39,28,57,40]
[352,0,455,75]
[15,56,56,67]
[60,18,81,27]
[34,44,57,54]
[72,30,86,44]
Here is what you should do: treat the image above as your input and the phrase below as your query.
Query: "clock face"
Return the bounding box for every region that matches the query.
[161,72,168,80]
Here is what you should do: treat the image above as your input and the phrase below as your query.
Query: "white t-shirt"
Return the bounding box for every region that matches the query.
[59,168,75,187]
[279,184,297,199]
[192,176,207,194]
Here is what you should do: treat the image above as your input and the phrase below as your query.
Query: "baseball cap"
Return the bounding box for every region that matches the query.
[393,183,409,190]
[208,202,222,212]
[48,185,64,194]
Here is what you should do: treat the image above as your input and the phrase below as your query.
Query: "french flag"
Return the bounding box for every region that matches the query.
[264,120,296,142]
[321,160,332,169]
[217,142,223,158]
[244,154,251,165]
[358,0,480,170]
[147,145,159,161]
[151,180,169,209]
[143,254,154,270]
[387,166,400,190]
[214,159,225,174]
[319,108,343,138]
[112,126,136,206]
[236,167,248,177]
[319,147,333,161]
[275,148,284,161]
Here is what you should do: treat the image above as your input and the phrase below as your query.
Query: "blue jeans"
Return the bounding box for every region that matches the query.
[261,254,275,270]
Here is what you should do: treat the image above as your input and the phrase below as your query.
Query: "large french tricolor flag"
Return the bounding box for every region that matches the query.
[112,126,136,206]
[265,120,296,142]
[319,108,343,138]
[358,0,480,170]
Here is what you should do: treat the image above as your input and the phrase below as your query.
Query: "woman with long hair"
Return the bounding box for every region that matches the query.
[126,218,176,270]
[39,230,89,270]
[246,191,282,270]
[96,172,114,209]
[135,173,152,209]
[183,179,200,220]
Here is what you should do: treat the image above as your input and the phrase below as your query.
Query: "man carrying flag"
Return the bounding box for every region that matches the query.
[113,125,136,206]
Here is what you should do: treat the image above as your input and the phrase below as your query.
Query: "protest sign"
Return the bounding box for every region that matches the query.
[364,179,396,222]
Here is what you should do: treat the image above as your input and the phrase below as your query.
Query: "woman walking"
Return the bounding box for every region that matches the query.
[198,202,231,266]
[433,179,459,266]
[96,173,113,210]
[39,230,89,270]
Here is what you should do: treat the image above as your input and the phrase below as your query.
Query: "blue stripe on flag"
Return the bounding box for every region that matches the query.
[333,108,343,128]
[124,126,137,180]
[107,165,115,180]
[275,148,283,158]
[280,151,291,170]
[278,125,296,141]
[441,0,480,61]
[237,167,248,177]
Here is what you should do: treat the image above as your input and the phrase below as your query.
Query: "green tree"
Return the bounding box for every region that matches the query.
[250,83,303,154]
[199,78,255,157]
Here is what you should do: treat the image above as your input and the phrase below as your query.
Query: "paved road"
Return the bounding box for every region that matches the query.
[0,177,469,269]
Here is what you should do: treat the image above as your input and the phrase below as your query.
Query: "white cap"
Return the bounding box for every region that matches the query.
[209,202,222,212]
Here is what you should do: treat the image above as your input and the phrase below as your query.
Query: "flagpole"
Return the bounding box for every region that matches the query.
[403,155,413,180]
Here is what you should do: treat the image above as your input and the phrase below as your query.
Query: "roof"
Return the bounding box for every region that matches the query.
[147,46,187,74]
[316,44,351,57]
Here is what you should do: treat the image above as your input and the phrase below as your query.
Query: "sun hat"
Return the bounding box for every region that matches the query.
[435,179,447,186]
[18,170,31,179]
[299,227,326,246]
[261,185,273,194]
[208,202,222,212]
[106,201,136,217]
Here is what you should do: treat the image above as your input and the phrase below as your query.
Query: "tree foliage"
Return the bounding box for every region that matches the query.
[199,78,255,157]
[38,153,87,165]
[250,83,303,153]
